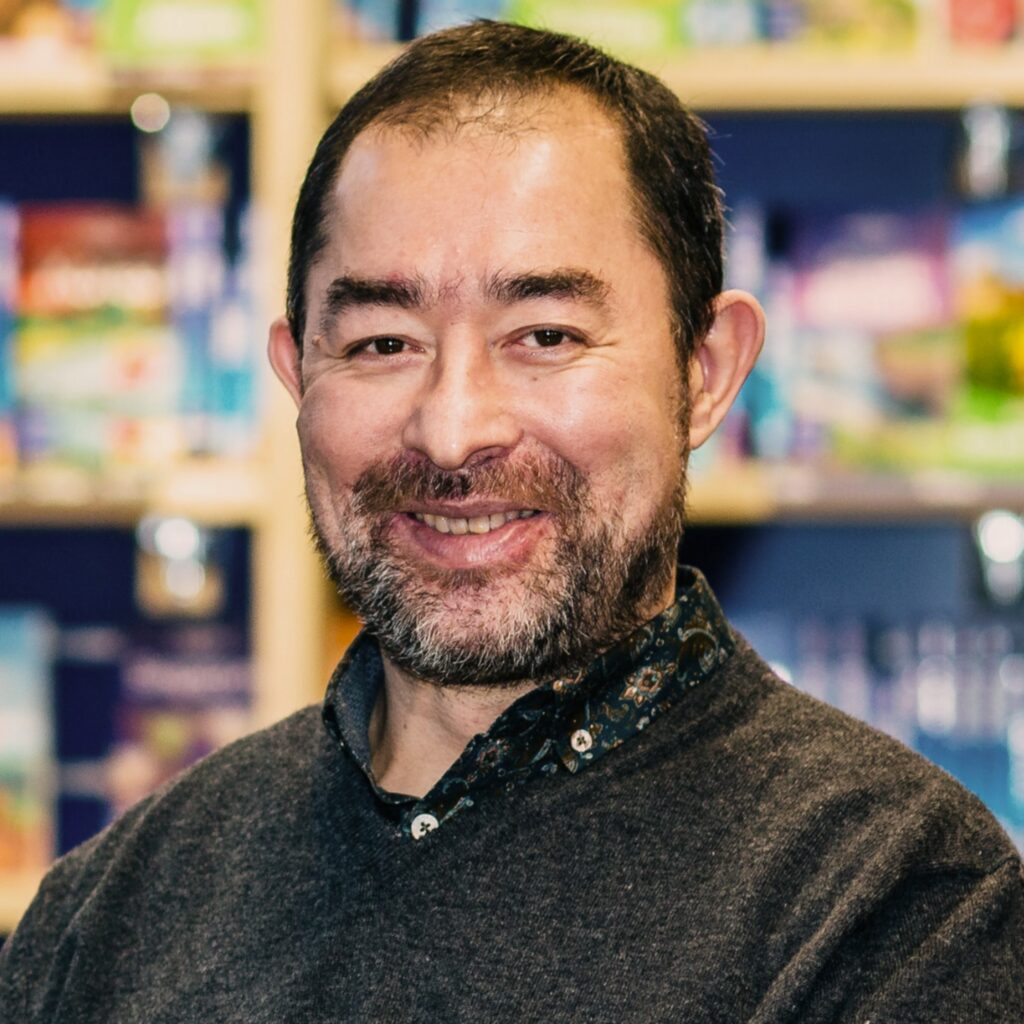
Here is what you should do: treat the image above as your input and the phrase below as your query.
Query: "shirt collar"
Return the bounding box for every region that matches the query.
[322,565,734,840]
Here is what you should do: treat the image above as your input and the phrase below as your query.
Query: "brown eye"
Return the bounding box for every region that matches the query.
[531,329,567,347]
[370,337,405,355]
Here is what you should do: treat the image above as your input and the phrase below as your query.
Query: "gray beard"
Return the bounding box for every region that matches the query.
[309,451,686,689]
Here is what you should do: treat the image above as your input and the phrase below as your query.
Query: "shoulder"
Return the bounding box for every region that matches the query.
[4,704,327,956]
[681,635,1019,873]
[715,645,1024,1016]
[0,705,338,1019]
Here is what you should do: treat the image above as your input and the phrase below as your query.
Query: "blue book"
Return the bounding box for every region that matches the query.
[0,607,56,873]
[0,202,17,473]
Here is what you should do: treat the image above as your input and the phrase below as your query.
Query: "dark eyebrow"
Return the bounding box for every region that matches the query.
[484,268,611,310]
[317,275,425,337]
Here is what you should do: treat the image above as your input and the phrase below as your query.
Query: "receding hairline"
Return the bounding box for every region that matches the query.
[370,78,616,134]
[327,83,630,202]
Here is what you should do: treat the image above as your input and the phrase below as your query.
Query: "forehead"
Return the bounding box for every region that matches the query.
[346,86,629,175]
[320,89,645,285]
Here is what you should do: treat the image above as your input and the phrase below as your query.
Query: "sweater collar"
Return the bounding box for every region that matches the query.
[322,565,734,840]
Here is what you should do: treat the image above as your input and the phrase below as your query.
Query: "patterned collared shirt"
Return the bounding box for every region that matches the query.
[321,565,735,841]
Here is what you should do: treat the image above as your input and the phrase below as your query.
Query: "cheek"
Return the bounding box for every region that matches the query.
[296,385,393,489]
[528,366,683,513]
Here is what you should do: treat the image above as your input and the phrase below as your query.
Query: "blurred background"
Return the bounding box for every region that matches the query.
[0,0,1023,937]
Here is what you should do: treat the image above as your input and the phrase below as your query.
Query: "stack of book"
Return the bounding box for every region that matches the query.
[696,198,1024,479]
[0,198,260,480]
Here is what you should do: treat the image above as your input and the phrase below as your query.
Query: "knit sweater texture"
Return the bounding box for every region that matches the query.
[2,636,1022,1022]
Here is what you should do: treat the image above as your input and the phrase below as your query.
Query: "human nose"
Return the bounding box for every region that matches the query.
[400,337,521,470]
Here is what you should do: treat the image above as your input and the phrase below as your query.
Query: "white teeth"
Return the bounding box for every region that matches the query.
[412,509,537,535]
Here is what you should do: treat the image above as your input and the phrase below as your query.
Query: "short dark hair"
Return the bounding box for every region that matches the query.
[287,20,723,365]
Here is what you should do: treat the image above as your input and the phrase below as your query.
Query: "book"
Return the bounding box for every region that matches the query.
[0,607,56,873]
[787,209,970,471]
[5,198,262,472]
[948,0,1019,45]
[106,625,251,816]
[99,0,262,67]
[947,199,1024,473]
[506,0,682,53]
[0,202,17,480]
[14,205,178,473]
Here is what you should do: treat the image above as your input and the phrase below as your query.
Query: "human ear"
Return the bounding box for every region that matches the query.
[267,315,304,407]
[687,290,765,451]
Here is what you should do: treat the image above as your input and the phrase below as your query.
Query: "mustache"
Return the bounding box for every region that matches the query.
[350,450,589,517]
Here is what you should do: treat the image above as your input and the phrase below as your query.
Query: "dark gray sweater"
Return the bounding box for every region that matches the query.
[2,637,1022,1022]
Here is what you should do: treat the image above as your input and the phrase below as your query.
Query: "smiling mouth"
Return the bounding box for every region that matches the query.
[408,510,539,535]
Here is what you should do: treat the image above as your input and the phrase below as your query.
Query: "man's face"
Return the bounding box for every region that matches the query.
[291,91,692,687]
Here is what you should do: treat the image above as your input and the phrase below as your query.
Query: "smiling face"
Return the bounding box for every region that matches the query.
[272,90,694,687]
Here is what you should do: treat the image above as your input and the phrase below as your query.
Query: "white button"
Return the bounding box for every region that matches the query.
[570,728,593,753]
[410,813,440,840]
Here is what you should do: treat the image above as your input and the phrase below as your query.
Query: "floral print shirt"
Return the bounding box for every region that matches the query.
[321,565,735,841]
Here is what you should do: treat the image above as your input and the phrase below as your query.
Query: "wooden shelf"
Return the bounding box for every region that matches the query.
[0,870,43,935]
[690,464,1024,524]
[0,459,268,527]
[327,42,1024,111]
[0,50,254,116]
[652,46,1024,111]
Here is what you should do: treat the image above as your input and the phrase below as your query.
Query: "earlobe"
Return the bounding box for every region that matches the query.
[267,316,304,407]
[688,290,765,451]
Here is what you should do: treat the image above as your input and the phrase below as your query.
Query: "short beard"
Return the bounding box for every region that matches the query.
[309,448,687,689]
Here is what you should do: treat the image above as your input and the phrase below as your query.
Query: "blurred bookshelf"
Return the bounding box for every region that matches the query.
[0,0,325,935]
[654,47,1024,111]
[0,60,253,116]
[328,43,1024,113]
[0,460,267,527]
[689,465,1024,524]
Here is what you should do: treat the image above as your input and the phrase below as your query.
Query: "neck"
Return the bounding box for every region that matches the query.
[368,659,535,798]
[368,570,679,799]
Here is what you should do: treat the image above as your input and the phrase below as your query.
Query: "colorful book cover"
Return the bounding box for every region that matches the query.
[679,0,760,46]
[14,203,187,471]
[507,0,681,53]
[166,202,226,453]
[788,210,967,470]
[954,199,1024,399]
[100,0,262,66]
[948,0,1018,45]
[947,199,1024,472]
[417,0,508,35]
[792,211,951,336]
[335,0,401,43]
[760,0,806,42]
[798,0,920,49]
[0,202,17,478]
[0,607,56,873]
[18,203,167,320]
[749,0,921,48]
[14,313,183,471]
[106,626,250,816]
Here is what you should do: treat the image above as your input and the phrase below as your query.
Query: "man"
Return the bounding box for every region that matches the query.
[2,20,1022,1023]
